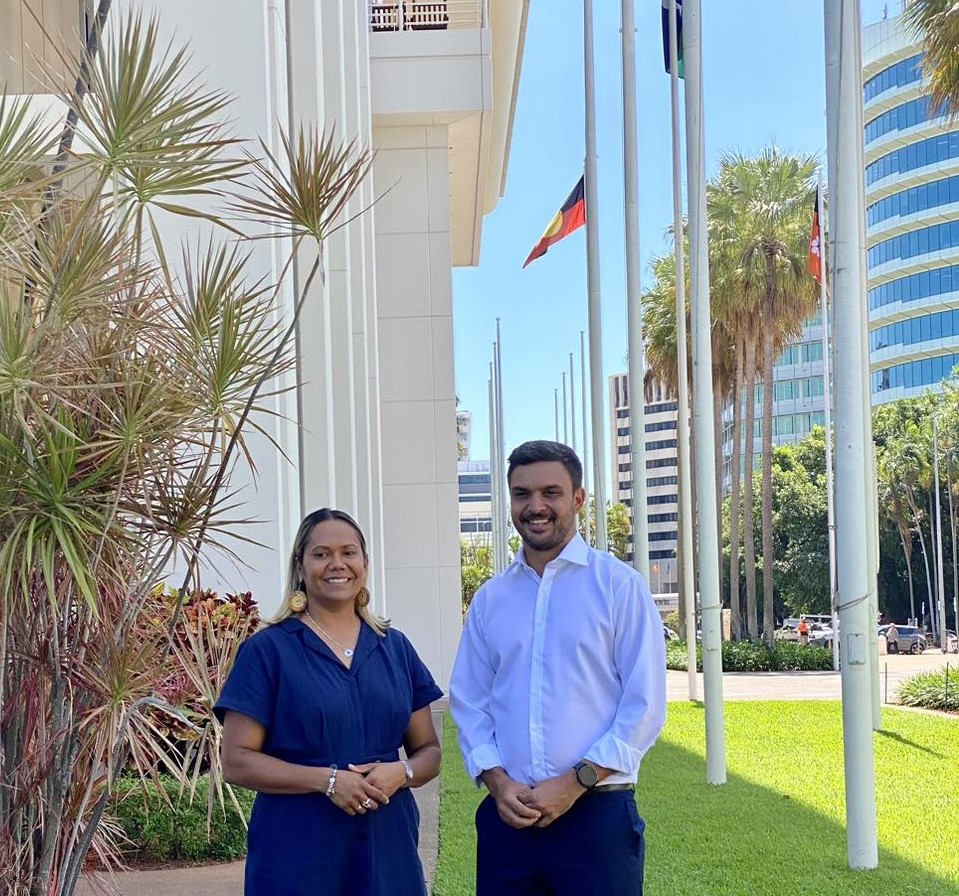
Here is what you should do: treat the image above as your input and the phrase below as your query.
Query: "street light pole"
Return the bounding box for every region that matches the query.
[933,415,948,650]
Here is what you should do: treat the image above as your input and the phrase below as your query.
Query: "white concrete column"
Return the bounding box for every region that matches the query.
[286,0,337,512]
[111,0,302,611]
[373,124,461,686]
[347,1,387,604]
[292,1,381,559]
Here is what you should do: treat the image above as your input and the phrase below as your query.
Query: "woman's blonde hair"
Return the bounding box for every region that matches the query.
[268,508,389,635]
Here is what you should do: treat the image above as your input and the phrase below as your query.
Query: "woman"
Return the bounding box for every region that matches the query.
[215,508,443,895]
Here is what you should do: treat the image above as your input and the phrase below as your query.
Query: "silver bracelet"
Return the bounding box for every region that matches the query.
[401,759,414,787]
[326,764,338,798]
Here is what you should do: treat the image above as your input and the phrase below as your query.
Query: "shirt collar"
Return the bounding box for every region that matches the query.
[510,531,590,574]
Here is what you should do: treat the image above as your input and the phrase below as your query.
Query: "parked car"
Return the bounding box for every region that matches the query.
[777,615,834,645]
[809,625,836,649]
[775,620,800,642]
[879,624,926,654]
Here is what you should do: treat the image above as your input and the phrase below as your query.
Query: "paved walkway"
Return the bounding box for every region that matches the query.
[77,654,957,895]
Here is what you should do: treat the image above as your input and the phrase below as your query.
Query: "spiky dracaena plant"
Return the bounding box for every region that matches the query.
[0,12,372,896]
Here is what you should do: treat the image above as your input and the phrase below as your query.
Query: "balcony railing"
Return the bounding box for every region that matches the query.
[369,1,486,32]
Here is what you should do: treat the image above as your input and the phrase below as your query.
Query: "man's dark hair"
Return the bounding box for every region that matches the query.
[506,440,583,490]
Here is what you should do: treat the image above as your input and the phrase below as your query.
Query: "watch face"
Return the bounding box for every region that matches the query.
[576,762,598,788]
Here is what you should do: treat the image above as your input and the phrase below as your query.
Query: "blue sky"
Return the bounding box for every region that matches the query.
[452,0,896,470]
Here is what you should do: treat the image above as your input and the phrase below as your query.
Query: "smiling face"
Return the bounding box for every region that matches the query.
[509,460,585,572]
[298,519,368,608]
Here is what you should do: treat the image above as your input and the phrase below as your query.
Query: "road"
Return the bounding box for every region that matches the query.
[667,649,957,703]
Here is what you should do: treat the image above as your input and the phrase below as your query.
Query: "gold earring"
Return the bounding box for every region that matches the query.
[290,590,307,613]
[356,586,370,609]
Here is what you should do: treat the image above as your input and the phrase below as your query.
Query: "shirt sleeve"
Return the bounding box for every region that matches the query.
[584,572,667,778]
[213,633,277,730]
[449,587,505,782]
[399,632,444,712]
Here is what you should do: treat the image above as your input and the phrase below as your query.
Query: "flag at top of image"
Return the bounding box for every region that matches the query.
[808,187,822,284]
[523,176,586,268]
[661,0,684,78]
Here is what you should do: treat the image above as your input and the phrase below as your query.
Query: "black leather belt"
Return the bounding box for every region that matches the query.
[590,783,634,794]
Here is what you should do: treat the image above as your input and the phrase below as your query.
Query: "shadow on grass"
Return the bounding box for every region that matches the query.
[434,708,958,896]
[874,728,944,757]
[640,705,957,896]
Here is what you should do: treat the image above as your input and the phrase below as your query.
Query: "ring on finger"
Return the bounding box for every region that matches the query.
[361,797,373,809]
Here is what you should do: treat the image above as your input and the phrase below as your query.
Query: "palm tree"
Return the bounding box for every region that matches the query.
[641,253,691,624]
[904,0,959,116]
[642,252,684,399]
[705,189,762,641]
[709,149,818,643]
[875,399,938,632]
[642,241,737,631]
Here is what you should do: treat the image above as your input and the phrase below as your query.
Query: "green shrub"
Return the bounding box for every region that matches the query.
[897,665,959,713]
[666,639,833,672]
[767,640,834,672]
[666,639,697,670]
[111,775,254,863]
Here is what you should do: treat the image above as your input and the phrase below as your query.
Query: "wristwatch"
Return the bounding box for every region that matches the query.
[573,760,598,790]
[401,759,414,786]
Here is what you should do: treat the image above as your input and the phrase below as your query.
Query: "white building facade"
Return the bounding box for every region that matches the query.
[3,0,529,687]
[864,16,959,404]
[457,460,492,545]
[608,373,679,592]
[720,316,829,493]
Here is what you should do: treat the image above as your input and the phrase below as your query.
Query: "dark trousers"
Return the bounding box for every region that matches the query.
[475,790,645,896]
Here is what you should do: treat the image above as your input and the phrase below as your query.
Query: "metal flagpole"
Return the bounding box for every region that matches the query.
[562,372,569,444]
[569,353,578,456]
[818,172,840,673]
[494,349,503,572]
[495,321,507,570]
[854,38,881,733]
[580,331,592,542]
[668,0,697,701]
[554,388,560,442]
[824,0,878,869]
[584,0,609,551]
[622,0,648,578]
[489,362,502,572]
[683,0,725,783]
[486,362,498,556]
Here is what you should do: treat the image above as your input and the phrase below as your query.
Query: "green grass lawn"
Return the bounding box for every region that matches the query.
[433,704,959,895]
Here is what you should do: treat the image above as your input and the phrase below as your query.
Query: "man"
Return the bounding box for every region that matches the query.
[450,440,666,896]
[885,621,899,654]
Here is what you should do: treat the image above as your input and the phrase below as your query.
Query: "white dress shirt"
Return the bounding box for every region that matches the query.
[450,533,667,787]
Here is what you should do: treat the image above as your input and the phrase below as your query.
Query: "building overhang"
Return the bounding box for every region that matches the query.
[369,1,529,266]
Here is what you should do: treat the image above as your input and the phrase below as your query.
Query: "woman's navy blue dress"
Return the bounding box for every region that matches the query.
[214,618,443,895]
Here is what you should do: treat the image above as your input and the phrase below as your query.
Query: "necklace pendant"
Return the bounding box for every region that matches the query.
[343,648,354,658]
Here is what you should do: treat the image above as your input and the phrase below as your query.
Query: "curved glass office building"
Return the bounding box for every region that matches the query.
[864,17,959,403]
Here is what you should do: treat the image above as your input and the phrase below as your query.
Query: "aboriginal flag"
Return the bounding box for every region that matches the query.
[808,188,822,284]
[523,176,586,268]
